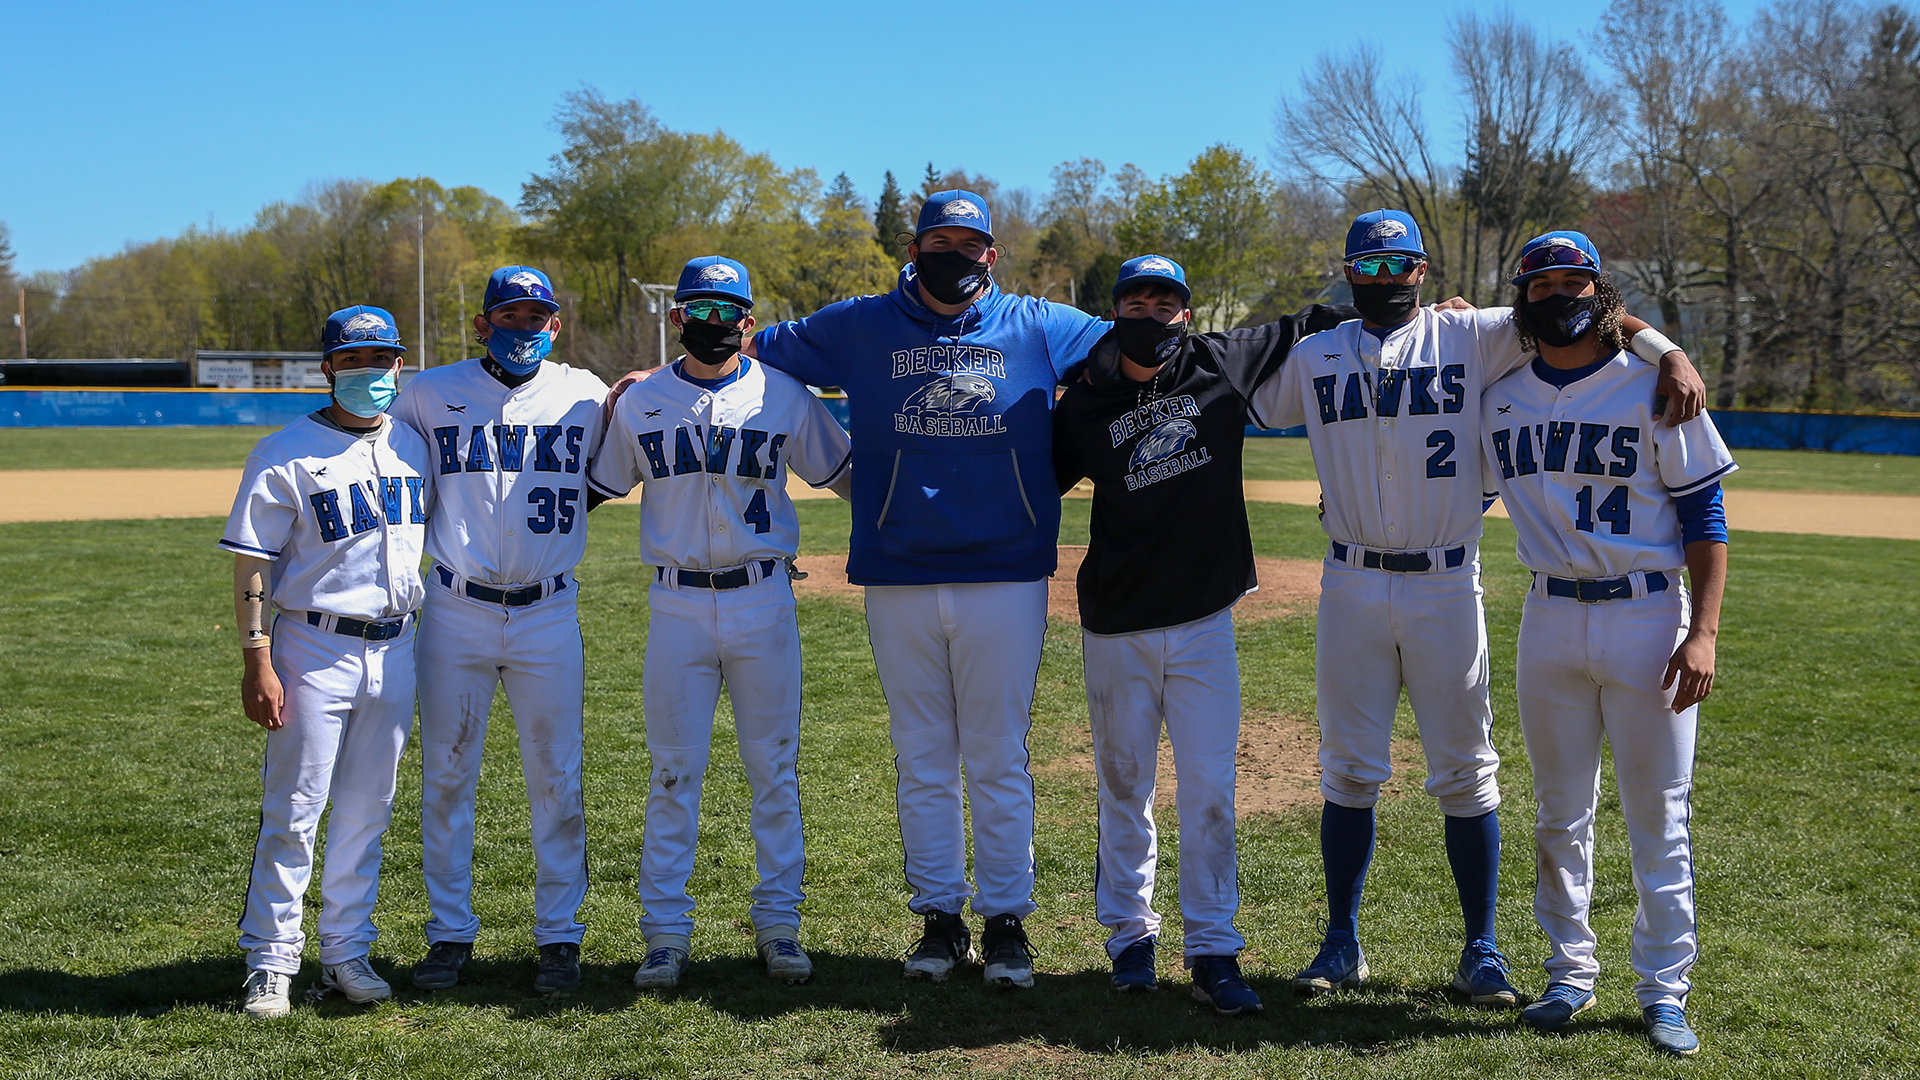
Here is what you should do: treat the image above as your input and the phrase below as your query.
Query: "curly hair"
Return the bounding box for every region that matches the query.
[1511,273,1628,355]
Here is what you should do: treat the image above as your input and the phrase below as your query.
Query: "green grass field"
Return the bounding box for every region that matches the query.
[0,436,1916,1078]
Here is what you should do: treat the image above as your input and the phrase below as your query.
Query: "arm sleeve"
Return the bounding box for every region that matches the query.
[1673,483,1728,545]
[1654,408,1740,496]
[218,454,298,560]
[787,390,854,489]
[1206,303,1360,406]
[1041,301,1112,383]
[1052,396,1088,495]
[1247,340,1311,430]
[584,396,641,499]
[754,299,857,388]
[581,372,613,464]
[390,379,426,437]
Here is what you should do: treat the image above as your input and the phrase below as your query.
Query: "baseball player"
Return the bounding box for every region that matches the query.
[222,306,431,1018]
[1246,210,1706,1006]
[587,257,852,990]
[1481,232,1730,1056]
[736,191,1111,987]
[1052,255,1353,1014]
[390,265,611,995]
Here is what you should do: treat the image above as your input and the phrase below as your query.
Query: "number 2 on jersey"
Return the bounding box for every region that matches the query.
[1425,429,1457,477]
[742,489,771,534]
[1575,484,1631,534]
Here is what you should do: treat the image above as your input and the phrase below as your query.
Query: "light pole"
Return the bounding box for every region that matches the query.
[631,279,677,369]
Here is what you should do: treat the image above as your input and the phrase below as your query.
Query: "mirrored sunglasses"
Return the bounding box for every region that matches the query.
[681,300,746,323]
[1346,254,1425,277]
[1517,243,1598,277]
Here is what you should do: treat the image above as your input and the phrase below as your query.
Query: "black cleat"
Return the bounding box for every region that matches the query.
[411,940,473,991]
[980,914,1036,989]
[903,911,974,982]
[535,941,582,994]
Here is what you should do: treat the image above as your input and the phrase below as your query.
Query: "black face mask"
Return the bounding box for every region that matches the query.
[1520,292,1600,348]
[680,318,744,365]
[1350,282,1421,326]
[1113,315,1187,369]
[914,248,992,306]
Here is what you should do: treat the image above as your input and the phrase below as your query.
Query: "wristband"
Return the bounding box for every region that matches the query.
[1630,327,1681,363]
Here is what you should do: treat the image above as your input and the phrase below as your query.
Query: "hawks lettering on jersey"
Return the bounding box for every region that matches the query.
[310,477,430,542]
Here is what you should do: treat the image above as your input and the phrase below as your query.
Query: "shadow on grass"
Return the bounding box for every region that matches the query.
[0,954,1494,1054]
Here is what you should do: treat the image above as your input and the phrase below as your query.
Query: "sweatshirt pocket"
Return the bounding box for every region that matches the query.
[876,448,1040,557]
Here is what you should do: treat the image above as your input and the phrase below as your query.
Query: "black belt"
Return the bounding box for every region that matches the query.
[437,565,566,607]
[658,560,777,590]
[1543,571,1669,603]
[1331,540,1467,573]
[307,610,410,641]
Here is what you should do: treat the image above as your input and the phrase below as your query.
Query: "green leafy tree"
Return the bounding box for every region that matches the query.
[1117,144,1285,330]
[873,171,910,261]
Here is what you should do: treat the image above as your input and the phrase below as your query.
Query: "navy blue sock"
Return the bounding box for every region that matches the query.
[1444,809,1501,946]
[1320,801,1376,943]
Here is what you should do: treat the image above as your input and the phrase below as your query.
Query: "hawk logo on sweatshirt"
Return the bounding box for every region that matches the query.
[895,373,1006,437]
[1124,418,1212,491]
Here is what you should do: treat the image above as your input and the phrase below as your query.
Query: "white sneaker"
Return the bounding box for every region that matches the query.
[241,968,291,1018]
[756,926,813,984]
[320,956,392,1005]
[633,934,691,990]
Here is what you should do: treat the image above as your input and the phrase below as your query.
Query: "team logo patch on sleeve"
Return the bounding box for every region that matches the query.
[1125,418,1211,490]
[895,373,1005,436]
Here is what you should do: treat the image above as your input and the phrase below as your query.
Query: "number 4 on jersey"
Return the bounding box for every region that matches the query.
[742,489,772,534]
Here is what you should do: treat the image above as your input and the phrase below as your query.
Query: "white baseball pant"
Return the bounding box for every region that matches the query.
[1517,578,1697,1009]
[1315,554,1502,815]
[638,567,805,940]
[239,614,413,974]
[1083,606,1245,963]
[418,583,588,947]
[864,579,1046,919]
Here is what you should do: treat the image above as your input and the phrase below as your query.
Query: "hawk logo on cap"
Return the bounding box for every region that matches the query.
[1129,419,1198,471]
[1366,219,1409,240]
[903,373,995,415]
[941,200,983,220]
[504,270,550,296]
[340,312,391,338]
[1543,236,1579,249]
[697,263,741,284]
[1136,257,1177,274]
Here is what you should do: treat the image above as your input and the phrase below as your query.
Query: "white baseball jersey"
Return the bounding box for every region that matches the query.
[586,358,851,569]
[219,414,432,619]
[1250,307,1527,550]
[391,358,610,585]
[1481,352,1737,578]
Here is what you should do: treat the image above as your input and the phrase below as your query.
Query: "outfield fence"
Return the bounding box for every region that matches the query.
[4,387,1917,456]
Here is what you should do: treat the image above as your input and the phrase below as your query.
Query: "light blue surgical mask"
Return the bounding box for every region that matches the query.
[485,325,554,375]
[331,366,399,418]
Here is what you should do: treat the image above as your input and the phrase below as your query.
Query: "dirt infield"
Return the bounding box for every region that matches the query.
[2,468,1917,539]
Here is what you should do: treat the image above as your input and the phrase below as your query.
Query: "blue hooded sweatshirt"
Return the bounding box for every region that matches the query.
[756,265,1110,585]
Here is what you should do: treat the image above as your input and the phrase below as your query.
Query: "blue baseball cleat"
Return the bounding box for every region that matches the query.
[1292,937,1368,995]
[1110,937,1157,992]
[1189,955,1263,1015]
[1644,1003,1701,1056]
[1452,940,1519,1007]
[1520,983,1596,1031]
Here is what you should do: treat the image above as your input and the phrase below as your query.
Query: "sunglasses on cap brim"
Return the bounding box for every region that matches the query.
[1517,244,1599,277]
[1346,254,1426,277]
[679,300,747,322]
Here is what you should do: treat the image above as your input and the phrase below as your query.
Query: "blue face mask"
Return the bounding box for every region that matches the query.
[330,366,399,418]
[486,326,554,374]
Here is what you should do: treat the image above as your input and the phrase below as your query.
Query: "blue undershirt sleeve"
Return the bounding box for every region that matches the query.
[1674,482,1728,546]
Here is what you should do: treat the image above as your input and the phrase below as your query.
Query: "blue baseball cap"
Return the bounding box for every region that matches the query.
[1512,231,1603,285]
[1345,209,1426,260]
[322,305,406,356]
[915,190,993,241]
[482,265,560,313]
[674,256,754,309]
[1111,254,1191,305]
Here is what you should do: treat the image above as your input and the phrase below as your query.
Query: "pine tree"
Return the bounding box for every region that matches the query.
[873,171,909,261]
[825,172,862,212]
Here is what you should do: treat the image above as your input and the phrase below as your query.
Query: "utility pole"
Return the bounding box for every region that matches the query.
[416,203,428,370]
[15,286,24,359]
[456,280,467,364]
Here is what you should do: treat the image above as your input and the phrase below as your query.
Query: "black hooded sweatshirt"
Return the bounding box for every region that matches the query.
[1052,304,1355,634]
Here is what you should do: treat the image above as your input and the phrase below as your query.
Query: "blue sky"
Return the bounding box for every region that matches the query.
[4,0,1768,274]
